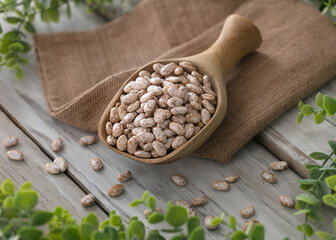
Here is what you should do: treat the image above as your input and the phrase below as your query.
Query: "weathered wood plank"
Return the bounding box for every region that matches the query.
[0,109,106,221]
[256,77,336,178]
[0,3,334,239]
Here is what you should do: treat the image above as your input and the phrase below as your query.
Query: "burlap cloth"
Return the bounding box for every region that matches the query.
[34,0,336,163]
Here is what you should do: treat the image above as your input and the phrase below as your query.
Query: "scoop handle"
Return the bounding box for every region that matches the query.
[187,14,262,82]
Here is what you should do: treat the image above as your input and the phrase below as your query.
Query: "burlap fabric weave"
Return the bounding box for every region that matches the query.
[34,0,336,163]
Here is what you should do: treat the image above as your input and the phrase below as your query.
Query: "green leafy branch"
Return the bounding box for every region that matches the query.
[293,139,336,239]
[0,0,120,80]
[297,93,336,125]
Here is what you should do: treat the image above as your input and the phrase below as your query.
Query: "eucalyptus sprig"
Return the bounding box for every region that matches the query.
[293,140,336,239]
[0,0,121,80]
[296,93,336,125]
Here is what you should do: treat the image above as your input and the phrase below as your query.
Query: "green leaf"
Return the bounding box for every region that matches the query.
[103,226,119,240]
[91,231,109,240]
[302,224,314,236]
[15,66,25,80]
[170,235,187,240]
[296,179,318,184]
[20,181,32,190]
[316,231,332,240]
[142,191,149,201]
[309,167,329,181]
[210,217,222,227]
[249,224,264,240]
[323,95,336,116]
[323,194,336,208]
[110,214,122,227]
[82,213,99,230]
[322,6,329,15]
[24,22,36,34]
[48,8,60,22]
[314,111,326,124]
[165,206,188,227]
[6,17,21,24]
[18,57,30,65]
[128,220,145,240]
[305,164,322,169]
[296,192,319,205]
[316,93,324,108]
[187,217,201,234]
[147,212,164,224]
[334,218,336,232]
[298,100,304,110]
[188,226,204,240]
[319,167,336,173]
[66,3,71,18]
[297,112,304,124]
[293,209,311,216]
[99,219,110,230]
[6,58,17,68]
[147,196,156,210]
[309,152,329,160]
[231,230,247,240]
[229,215,236,230]
[1,178,15,195]
[31,211,53,226]
[19,41,31,53]
[301,104,314,116]
[129,199,143,207]
[9,42,24,52]
[79,222,95,240]
[13,189,38,211]
[328,140,336,154]
[317,181,331,198]
[18,227,43,240]
[308,211,324,222]
[325,175,336,190]
[62,226,81,240]
[3,196,14,209]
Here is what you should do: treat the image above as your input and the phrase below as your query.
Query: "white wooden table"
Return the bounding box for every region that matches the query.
[1,2,336,239]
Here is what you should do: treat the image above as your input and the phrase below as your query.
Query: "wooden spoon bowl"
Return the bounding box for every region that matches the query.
[98,14,262,164]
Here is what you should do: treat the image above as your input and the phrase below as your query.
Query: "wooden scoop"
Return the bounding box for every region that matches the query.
[98,14,262,164]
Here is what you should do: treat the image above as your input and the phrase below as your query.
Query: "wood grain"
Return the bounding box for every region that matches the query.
[0,3,334,239]
[0,110,106,221]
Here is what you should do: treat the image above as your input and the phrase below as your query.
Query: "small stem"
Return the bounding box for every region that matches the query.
[303,213,308,240]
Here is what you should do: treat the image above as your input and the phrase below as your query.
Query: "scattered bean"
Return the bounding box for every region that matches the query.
[90,157,103,171]
[175,200,190,208]
[117,170,132,182]
[107,184,124,197]
[212,180,230,191]
[279,195,295,208]
[270,161,288,171]
[6,150,24,161]
[225,174,239,183]
[79,136,97,146]
[261,170,277,183]
[192,195,208,206]
[242,219,259,232]
[81,194,95,207]
[45,162,60,174]
[172,174,186,186]
[240,205,255,218]
[54,157,68,172]
[3,136,19,148]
